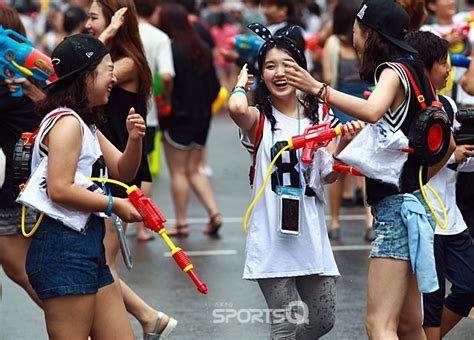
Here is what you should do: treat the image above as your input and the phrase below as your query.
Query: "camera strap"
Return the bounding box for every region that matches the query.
[438,95,454,126]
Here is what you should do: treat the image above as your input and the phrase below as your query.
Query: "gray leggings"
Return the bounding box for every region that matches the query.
[257,275,336,340]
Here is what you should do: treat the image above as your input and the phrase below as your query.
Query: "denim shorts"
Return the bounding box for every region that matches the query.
[370,190,435,260]
[26,214,114,300]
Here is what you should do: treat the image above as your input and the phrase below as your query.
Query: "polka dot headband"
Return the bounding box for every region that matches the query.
[247,23,307,71]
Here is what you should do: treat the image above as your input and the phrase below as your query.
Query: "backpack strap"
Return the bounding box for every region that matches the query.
[249,112,266,188]
[397,62,437,110]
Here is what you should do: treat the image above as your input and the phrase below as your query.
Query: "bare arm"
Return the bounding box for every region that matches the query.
[284,60,403,124]
[113,56,139,92]
[98,107,146,181]
[427,134,456,180]
[45,115,141,222]
[321,38,333,85]
[460,60,474,95]
[160,73,173,108]
[228,64,260,143]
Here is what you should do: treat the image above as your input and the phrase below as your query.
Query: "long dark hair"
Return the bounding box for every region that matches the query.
[158,3,211,73]
[333,0,360,46]
[357,20,406,83]
[0,6,27,36]
[36,58,104,125]
[95,0,152,100]
[254,44,320,131]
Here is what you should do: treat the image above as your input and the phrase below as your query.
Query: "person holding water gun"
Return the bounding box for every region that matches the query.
[228,22,362,339]
[283,1,455,338]
[25,33,144,340]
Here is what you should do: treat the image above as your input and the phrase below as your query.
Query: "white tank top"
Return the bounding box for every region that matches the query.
[241,105,340,280]
[32,108,108,189]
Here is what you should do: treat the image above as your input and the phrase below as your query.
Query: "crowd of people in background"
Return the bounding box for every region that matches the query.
[1,0,474,339]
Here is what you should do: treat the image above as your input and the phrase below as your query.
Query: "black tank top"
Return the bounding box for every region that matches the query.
[99,86,151,197]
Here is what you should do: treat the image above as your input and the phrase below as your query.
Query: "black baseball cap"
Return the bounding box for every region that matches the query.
[356,0,417,54]
[44,34,109,89]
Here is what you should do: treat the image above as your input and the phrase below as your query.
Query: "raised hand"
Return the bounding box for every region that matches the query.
[235,63,254,89]
[109,7,127,32]
[99,7,127,43]
[126,107,146,140]
[283,60,320,96]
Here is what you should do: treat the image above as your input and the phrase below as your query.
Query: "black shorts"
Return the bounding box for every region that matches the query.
[162,125,210,150]
[422,229,474,327]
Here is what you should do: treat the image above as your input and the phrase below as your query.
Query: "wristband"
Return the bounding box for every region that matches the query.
[231,88,247,96]
[105,194,113,216]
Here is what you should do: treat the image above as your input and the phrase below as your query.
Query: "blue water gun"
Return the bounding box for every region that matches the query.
[451,54,471,68]
[0,25,57,96]
[227,34,263,59]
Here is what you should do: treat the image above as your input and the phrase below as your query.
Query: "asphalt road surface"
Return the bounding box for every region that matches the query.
[2,114,473,339]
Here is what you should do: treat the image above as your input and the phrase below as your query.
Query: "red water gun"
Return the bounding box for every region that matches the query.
[126,185,208,294]
[287,122,346,164]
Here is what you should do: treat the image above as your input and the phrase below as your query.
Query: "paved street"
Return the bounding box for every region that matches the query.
[1,114,473,339]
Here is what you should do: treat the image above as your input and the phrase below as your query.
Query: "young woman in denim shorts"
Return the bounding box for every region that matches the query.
[283,0,456,338]
[26,34,145,339]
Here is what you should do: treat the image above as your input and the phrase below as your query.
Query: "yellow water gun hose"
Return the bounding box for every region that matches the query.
[418,166,448,230]
[243,144,290,234]
[20,177,131,237]
[21,207,43,237]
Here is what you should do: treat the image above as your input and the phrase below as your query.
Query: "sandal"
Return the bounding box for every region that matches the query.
[143,312,178,339]
[166,224,190,237]
[202,213,222,236]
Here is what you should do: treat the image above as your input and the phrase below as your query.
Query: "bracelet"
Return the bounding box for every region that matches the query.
[105,194,113,217]
[233,85,247,92]
[231,88,247,96]
[316,83,328,100]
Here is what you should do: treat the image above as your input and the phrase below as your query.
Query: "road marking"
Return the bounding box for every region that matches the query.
[163,249,238,257]
[163,245,370,257]
[165,214,367,225]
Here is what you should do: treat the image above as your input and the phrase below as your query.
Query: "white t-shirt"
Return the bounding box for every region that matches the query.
[427,96,472,235]
[241,105,340,280]
[139,22,175,127]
